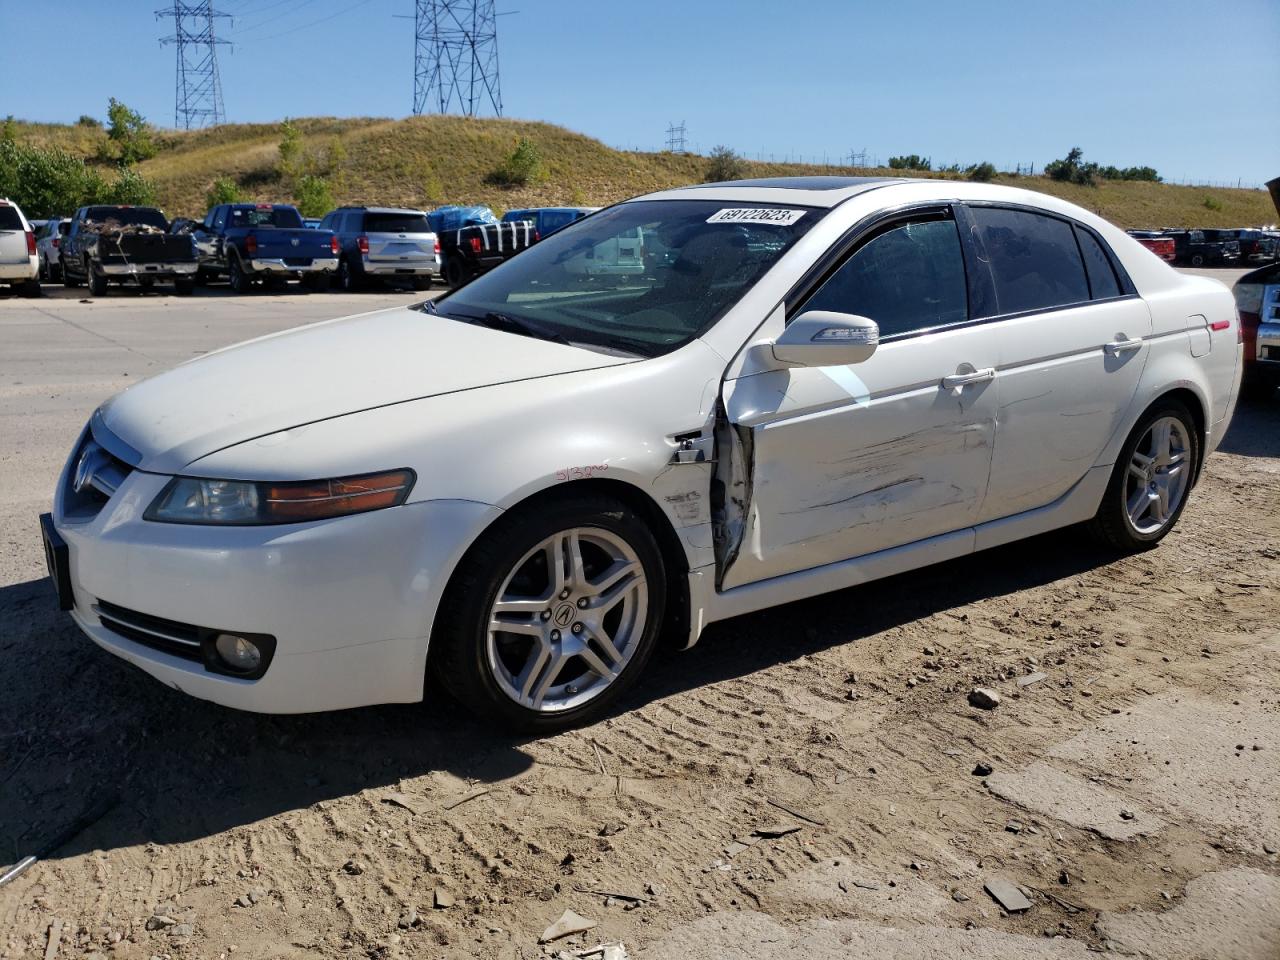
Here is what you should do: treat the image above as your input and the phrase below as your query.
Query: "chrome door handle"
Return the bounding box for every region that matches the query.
[941,367,996,390]
[1105,337,1144,356]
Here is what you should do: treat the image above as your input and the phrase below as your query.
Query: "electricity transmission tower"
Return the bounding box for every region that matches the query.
[156,1,231,129]
[413,0,503,117]
[665,121,687,153]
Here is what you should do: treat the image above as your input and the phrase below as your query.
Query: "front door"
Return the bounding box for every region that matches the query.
[720,210,999,591]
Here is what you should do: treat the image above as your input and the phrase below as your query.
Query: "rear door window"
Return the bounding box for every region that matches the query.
[0,206,23,230]
[1074,228,1122,300]
[801,216,969,338]
[971,207,1089,315]
[364,212,431,233]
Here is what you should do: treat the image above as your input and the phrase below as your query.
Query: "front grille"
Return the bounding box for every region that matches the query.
[95,600,203,663]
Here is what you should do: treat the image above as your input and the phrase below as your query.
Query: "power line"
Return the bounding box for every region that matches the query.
[156,1,232,129]
[412,0,503,117]
[237,0,375,43]
[665,121,687,153]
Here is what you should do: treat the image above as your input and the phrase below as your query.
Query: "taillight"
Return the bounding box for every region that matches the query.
[25,231,36,256]
[357,236,369,254]
[469,237,482,254]
[434,239,441,255]
[1235,283,1262,347]
[245,233,258,256]
[52,237,59,249]
[533,230,541,242]
[330,234,340,255]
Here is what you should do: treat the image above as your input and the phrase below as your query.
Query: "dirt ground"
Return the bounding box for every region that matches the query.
[1,281,1278,959]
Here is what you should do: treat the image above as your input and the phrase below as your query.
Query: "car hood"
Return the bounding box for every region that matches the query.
[99,305,633,474]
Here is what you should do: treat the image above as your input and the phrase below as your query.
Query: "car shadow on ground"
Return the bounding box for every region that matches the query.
[1218,395,1279,458]
[0,522,1118,868]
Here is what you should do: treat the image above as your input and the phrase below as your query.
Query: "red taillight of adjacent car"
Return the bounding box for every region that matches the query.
[25,230,36,256]
[469,236,482,254]
[52,237,59,249]
[434,239,441,255]
[1234,283,1262,353]
[330,234,340,255]
[245,233,258,256]
[357,236,369,254]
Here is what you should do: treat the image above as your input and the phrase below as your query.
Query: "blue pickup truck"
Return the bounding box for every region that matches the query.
[191,203,339,292]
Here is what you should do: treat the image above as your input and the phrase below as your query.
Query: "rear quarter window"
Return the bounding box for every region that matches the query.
[0,207,27,230]
[1075,228,1122,300]
[971,207,1089,315]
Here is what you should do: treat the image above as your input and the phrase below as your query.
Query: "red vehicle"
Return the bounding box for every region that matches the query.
[1126,230,1176,262]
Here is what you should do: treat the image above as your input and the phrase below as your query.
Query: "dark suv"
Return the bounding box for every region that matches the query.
[1167,229,1241,267]
[317,206,439,291]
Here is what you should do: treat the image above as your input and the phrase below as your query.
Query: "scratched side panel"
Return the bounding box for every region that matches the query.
[718,328,1000,591]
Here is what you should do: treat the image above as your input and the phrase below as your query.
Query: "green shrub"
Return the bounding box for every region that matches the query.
[77,114,102,128]
[889,154,932,171]
[703,145,746,183]
[489,137,544,186]
[106,97,156,165]
[278,119,303,180]
[205,176,242,208]
[105,166,158,206]
[1045,147,1099,186]
[294,174,333,218]
[1202,195,1223,212]
[966,161,997,183]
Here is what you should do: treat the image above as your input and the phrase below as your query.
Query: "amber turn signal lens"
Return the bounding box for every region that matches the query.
[263,470,414,522]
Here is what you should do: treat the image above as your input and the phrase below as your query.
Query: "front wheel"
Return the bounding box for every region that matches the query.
[87,260,108,297]
[1089,400,1199,552]
[228,256,253,294]
[431,495,667,732]
[443,257,468,289]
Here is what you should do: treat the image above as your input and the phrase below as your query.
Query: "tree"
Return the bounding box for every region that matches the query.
[277,119,303,180]
[106,98,156,165]
[966,161,997,183]
[1045,146,1098,186]
[205,176,241,208]
[1,115,14,142]
[77,114,102,128]
[0,139,157,216]
[105,166,158,206]
[703,145,746,183]
[889,154,931,171]
[294,174,333,218]
[489,137,544,186]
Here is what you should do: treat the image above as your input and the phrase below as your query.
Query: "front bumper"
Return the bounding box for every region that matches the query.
[99,261,198,278]
[249,257,339,274]
[51,464,500,713]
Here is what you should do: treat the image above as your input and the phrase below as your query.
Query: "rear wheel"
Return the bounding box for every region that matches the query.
[1089,400,1199,552]
[228,255,252,294]
[62,263,81,288]
[303,272,331,293]
[444,257,467,289]
[412,276,433,291]
[431,495,666,732]
[173,277,195,296]
[337,258,362,291]
[20,278,41,298]
[1190,253,1206,267]
[87,260,108,297]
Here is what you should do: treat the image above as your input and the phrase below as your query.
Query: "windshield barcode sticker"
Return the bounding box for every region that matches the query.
[706,208,807,226]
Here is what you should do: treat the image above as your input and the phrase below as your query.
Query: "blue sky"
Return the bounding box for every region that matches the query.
[2,0,1277,186]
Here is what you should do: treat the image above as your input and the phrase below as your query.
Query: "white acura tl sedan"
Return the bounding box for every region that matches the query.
[41,177,1241,730]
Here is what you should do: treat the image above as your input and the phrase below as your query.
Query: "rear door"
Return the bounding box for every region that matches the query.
[363,210,435,267]
[720,207,999,589]
[965,205,1151,520]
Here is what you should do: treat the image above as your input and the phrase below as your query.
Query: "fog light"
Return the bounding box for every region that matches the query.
[215,633,262,673]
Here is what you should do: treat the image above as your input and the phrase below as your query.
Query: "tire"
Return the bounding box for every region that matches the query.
[337,258,362,292]
[1190,254,1205,267]
[87,260,108,297]
[444,257,467,289]
[173,277,195,296]
[63,263,81,288]
[20,278,41,298]
[430,494,667,732]
[412,276,433,291]
[228,255,253,294]
[1088,399,1200,553]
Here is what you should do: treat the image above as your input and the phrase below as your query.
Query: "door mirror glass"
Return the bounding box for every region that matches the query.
[773,311,879,367]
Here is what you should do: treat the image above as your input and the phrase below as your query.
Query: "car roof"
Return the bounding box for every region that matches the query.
[341,206,428,215]
[634,176,912,208]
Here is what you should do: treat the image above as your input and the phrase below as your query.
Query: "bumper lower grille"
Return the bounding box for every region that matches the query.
[95,600,203,662]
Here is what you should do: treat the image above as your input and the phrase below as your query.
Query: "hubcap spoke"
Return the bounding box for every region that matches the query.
[493,597,549,616]
[577,642,618,683]
[489,616,543,638]
[1127,487,1151,525]
[518,646,562,709]
[585,624,624,668]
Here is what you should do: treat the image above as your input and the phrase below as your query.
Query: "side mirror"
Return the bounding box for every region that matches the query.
[772,311,879,367]
[58,222,70,236]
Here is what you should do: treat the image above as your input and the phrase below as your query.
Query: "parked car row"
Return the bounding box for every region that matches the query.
[1126,226,1278,267]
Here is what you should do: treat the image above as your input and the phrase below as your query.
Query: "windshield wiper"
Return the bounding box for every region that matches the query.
[471,311,573,346]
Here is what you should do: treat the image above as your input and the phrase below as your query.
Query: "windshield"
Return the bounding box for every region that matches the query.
[432,199,822,357]
[365,212,432,233]
[230,206,303,229]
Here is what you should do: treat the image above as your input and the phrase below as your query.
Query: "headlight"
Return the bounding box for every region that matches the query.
[144,469,415,525]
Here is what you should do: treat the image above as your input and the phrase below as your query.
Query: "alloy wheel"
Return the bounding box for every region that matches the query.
[485,527,647,714]
[1124,415,1191,535]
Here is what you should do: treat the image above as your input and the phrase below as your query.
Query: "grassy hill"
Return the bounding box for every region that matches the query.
[9,115,1276,228]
